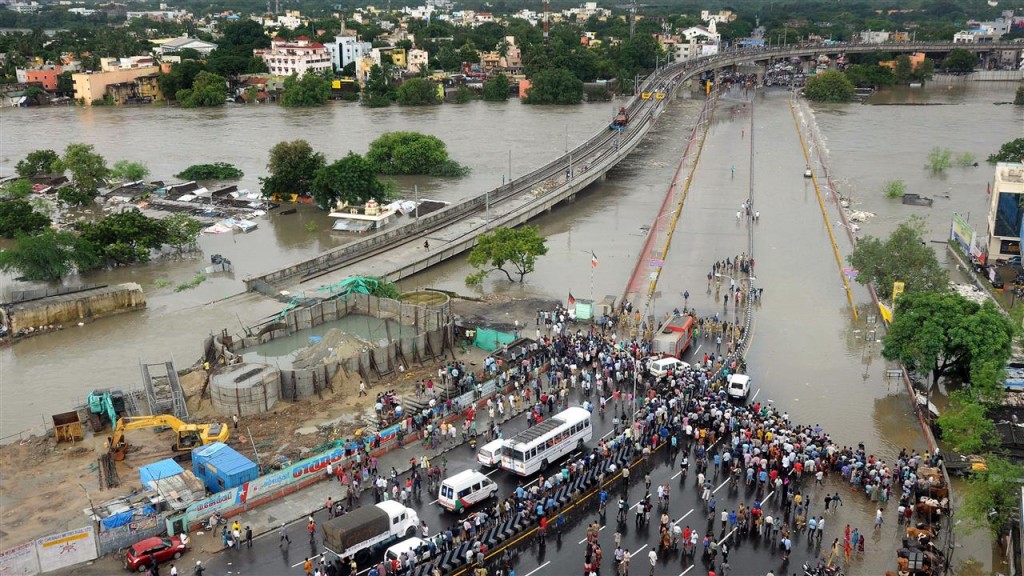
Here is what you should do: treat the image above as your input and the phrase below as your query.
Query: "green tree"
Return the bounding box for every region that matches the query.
[941,48,977,73]
[882,179,905,199]
[310,152,394,210]
[465,225,548,285]
[15,149,59,177]
[883,291,1015,387]
[396,77,441,106]
[280,72,331,107]
[803,70,855,102]
[848,218,949,298]
[926,146,953,173]
[524,67,583,105]
[260,140,326,199]
[56,71,73,97]
[987,138,1024,164]
[57,143,109,196]
[363,64,393,107]
[366,132,468,177]
[175,163,244,180]
[0,179,33,199]
[77,209,166,266]
[161,213,202,252]
[912,58,935,83]
[844,64,894,88]
[482,74,510,101]
[960,456,1024,538]
[0,229,100,282]
[450,85,473,104]
[176,70,227,108]
[1015,86,1024,106]
[109,160,150,182]
[937,391,998,454]
[893,55,913,84]
[0,199,50,238]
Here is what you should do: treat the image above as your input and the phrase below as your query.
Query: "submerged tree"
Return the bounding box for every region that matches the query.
[465,225,548,285]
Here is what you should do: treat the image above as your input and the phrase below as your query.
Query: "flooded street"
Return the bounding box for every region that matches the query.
[1,78,1019,573]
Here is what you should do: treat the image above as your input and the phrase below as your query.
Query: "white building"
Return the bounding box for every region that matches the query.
[859,30,892,43]
[680,23,721,44]
[254,37,332,77]
[126,9,187,21]
[407,48,429,73]
[158,36,218,56]
[953,29,999,43]
[700,10,735,24]
[326,35,372,70]
[8,2,40,12]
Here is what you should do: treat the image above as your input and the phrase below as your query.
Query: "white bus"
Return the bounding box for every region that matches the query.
[500,406,593,476]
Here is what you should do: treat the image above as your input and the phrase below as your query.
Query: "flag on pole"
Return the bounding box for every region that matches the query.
[591,251,599,268]
[568,292,576,306]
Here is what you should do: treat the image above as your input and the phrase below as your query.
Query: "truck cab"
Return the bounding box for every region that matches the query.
[322,500,420,564]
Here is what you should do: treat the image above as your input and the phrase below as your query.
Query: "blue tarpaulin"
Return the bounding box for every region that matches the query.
[140,458,184,487]
[100,510,134,530]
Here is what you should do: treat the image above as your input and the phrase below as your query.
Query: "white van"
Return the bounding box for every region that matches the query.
[384,537,431,564]
[727,374,751,400]
[648,357,689,378]
[477,439,505,467]
[437,470,498,512]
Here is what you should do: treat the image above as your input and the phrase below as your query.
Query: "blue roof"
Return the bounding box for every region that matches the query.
[193,442,256,475]
[139,458,184,486]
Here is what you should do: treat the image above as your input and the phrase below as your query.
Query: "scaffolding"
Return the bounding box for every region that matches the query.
[140,359,189,420]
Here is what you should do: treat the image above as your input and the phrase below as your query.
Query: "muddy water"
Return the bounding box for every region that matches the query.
[0,84,1017,571]
[240,314,414,369]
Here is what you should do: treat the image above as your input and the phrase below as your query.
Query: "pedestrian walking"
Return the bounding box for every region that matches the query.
[245,526,252,549]
[279,523,290,546]
[874,508,883,530]
[647,548,656,576]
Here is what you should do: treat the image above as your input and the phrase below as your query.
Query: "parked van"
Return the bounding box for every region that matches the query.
[438,470,498,512]
[648,357,689,378]
[384,537,434,565]
[477,439,505,467]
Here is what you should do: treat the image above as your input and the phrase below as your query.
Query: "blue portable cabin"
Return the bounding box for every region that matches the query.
[191,442,258,493]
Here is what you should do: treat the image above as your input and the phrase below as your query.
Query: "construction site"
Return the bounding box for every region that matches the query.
[0,289,532,569]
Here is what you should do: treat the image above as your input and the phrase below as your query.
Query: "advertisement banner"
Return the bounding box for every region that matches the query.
[183,486,241,524]
[0,541,39,575]
[35,526,96,573]
[950,213,974,253]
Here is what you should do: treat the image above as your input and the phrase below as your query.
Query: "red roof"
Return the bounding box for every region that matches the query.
[296,35,309,41]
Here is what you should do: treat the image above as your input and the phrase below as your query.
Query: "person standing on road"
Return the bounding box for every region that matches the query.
[279,523,290,546]
[647,548,657,575]
[245,526,252,549]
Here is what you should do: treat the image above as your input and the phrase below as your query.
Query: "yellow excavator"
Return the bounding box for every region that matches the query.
[107,415,230,461]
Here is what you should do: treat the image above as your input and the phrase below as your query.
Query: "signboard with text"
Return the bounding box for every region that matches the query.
[35,526,96,573]
[0,541,39,575]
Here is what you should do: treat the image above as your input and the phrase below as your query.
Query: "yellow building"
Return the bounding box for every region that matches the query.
[72,66,161,104]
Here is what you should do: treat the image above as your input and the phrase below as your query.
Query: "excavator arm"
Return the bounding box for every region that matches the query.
[108,415,229,460]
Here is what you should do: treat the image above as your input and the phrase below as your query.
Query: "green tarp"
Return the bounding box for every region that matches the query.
[473,327,516,352]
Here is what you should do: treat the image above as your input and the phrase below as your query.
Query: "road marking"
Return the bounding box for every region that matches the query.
[485,469,499,477]
[751,388,760,401]
[578,525,606,544]
[672,509,693,526]
[694,344,701,355]
[671,471,681,479]
[760,490,775,506]
[630,499,643,510]
[680,566,695,576]
[429,498,439,505]
[713,479,729,494]
[634,543,648,555]
[717,527,737,545]
[292,554,322,568]
[524,561,551,576]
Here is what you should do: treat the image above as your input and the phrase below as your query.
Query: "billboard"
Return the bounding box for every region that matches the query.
[35,526,96,573]
[0,541,39,575]
[950,213,975,254]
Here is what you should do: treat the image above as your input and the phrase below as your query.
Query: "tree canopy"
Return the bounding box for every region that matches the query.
[524,67,583,105]
[366,132,468,177]
[109,160,149,182]
[15,149,59,178]
[56,143,109,200]
[176,70,227,108]
[466,225,548,285]
[960,456,1024,539]
[396,77,441,106]
[843,64,894,88]
[362,64,393,107]
[987,138,1024,164]
[161,213,202,252]
[847,218,949,298]
[941,48,977,73]
[882,291,1015,386]
[0,229,99,282]
[0,199,50,238]
[310,152,395,210]
[175,163,243,180]
[936,390,998,454]
[260,140,326,199]
[280,72,331,107]
[803,70,855,102]
[77,209,167,266]
[482,74,511,101]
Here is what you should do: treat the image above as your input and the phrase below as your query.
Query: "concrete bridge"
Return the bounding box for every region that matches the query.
[245,41,1022,297]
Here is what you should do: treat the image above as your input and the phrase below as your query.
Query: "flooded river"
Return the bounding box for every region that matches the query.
[0,78,1019,573]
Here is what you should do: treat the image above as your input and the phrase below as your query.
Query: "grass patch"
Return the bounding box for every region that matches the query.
[174,274,206,292]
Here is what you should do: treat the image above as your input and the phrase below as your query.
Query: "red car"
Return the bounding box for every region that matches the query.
[124,536,187,572]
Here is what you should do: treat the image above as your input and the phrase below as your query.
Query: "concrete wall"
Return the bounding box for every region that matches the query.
[8,283,146,333]
[97,515,163,556]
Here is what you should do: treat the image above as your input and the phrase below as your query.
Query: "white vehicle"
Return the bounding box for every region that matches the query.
[648,357,689,378]
[727,374,751,400]
[500,406,592,476]
[438,470,498,512]
[384,537,434,565]
[477,439,504,467]
[322,501,419,563]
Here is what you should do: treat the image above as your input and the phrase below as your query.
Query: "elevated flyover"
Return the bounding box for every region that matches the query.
[245,41,1022,297]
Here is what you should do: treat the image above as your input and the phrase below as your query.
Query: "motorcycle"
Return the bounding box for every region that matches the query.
[803,561,843,576]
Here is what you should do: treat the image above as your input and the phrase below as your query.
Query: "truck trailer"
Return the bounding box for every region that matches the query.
[322,500,419,563]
